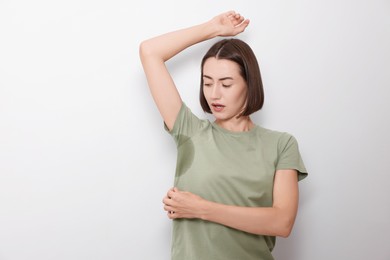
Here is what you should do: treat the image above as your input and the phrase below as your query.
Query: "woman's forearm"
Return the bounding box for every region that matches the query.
[200,201,295,238]
[139,21,218,62]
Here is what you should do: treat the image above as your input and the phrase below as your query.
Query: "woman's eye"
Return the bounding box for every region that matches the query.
[204,83,212,87]
[222,84,232,88]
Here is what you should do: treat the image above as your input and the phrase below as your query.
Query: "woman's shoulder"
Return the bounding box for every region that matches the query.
[255,125,293,139]
[254,125,299,146]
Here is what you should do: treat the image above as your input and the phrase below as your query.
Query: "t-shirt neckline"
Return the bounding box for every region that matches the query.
[211,121,258,136]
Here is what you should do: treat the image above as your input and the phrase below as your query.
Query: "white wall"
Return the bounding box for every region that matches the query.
[1,1,389,259]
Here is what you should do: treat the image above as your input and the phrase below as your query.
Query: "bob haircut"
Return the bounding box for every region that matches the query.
[199,38,264,117]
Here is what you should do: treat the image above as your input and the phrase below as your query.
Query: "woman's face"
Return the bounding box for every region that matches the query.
[202,57,248,121]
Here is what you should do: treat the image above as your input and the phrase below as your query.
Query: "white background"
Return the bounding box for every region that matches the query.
[1,1,389,259]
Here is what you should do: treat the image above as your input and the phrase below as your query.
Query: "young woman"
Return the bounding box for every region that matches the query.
[139,11,307,260]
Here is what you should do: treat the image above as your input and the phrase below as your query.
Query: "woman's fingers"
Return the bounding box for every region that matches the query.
[227,12,246,26]
[164,204,174,212]
[163,188,204,219]
[162,196,170,204]
[167,187,179,197]
[225,10,236,17]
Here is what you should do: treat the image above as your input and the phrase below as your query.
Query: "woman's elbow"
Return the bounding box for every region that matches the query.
[139,41,164,63]
[139,41,149,59]
[278,226,293,238]
[277,217,295,238]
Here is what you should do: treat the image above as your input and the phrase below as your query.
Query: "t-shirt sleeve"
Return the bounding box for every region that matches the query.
[276,133,308,181]
[164,102,204,147]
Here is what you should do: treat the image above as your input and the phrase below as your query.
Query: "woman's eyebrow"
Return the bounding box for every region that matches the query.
[203,75,234,81]
[219,77,233,81]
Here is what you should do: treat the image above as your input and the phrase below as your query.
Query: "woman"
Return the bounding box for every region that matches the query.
[139,11,307,260]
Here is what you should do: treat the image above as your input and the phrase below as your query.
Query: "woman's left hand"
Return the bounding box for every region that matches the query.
[162,187,207,219]
[210,11,250,37]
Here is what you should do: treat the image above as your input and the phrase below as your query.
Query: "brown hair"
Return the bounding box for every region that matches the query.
[199,38,264,116]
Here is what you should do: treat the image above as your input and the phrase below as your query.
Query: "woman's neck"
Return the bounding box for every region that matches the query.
[214,116,254,132]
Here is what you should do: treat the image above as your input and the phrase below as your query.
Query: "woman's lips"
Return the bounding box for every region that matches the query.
[211,103,225,112]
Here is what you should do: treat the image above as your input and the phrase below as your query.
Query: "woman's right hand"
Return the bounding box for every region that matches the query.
[210,11,250,37]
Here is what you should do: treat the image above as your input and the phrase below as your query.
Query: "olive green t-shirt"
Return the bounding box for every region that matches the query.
[165,103,307,260]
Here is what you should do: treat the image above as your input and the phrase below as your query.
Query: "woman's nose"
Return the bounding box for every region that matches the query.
[211,86,221,99]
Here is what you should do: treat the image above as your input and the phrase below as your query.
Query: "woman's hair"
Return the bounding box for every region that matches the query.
[199,38,264,117]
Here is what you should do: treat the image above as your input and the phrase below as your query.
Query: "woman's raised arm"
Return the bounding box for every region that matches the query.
[139,11,249,130]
